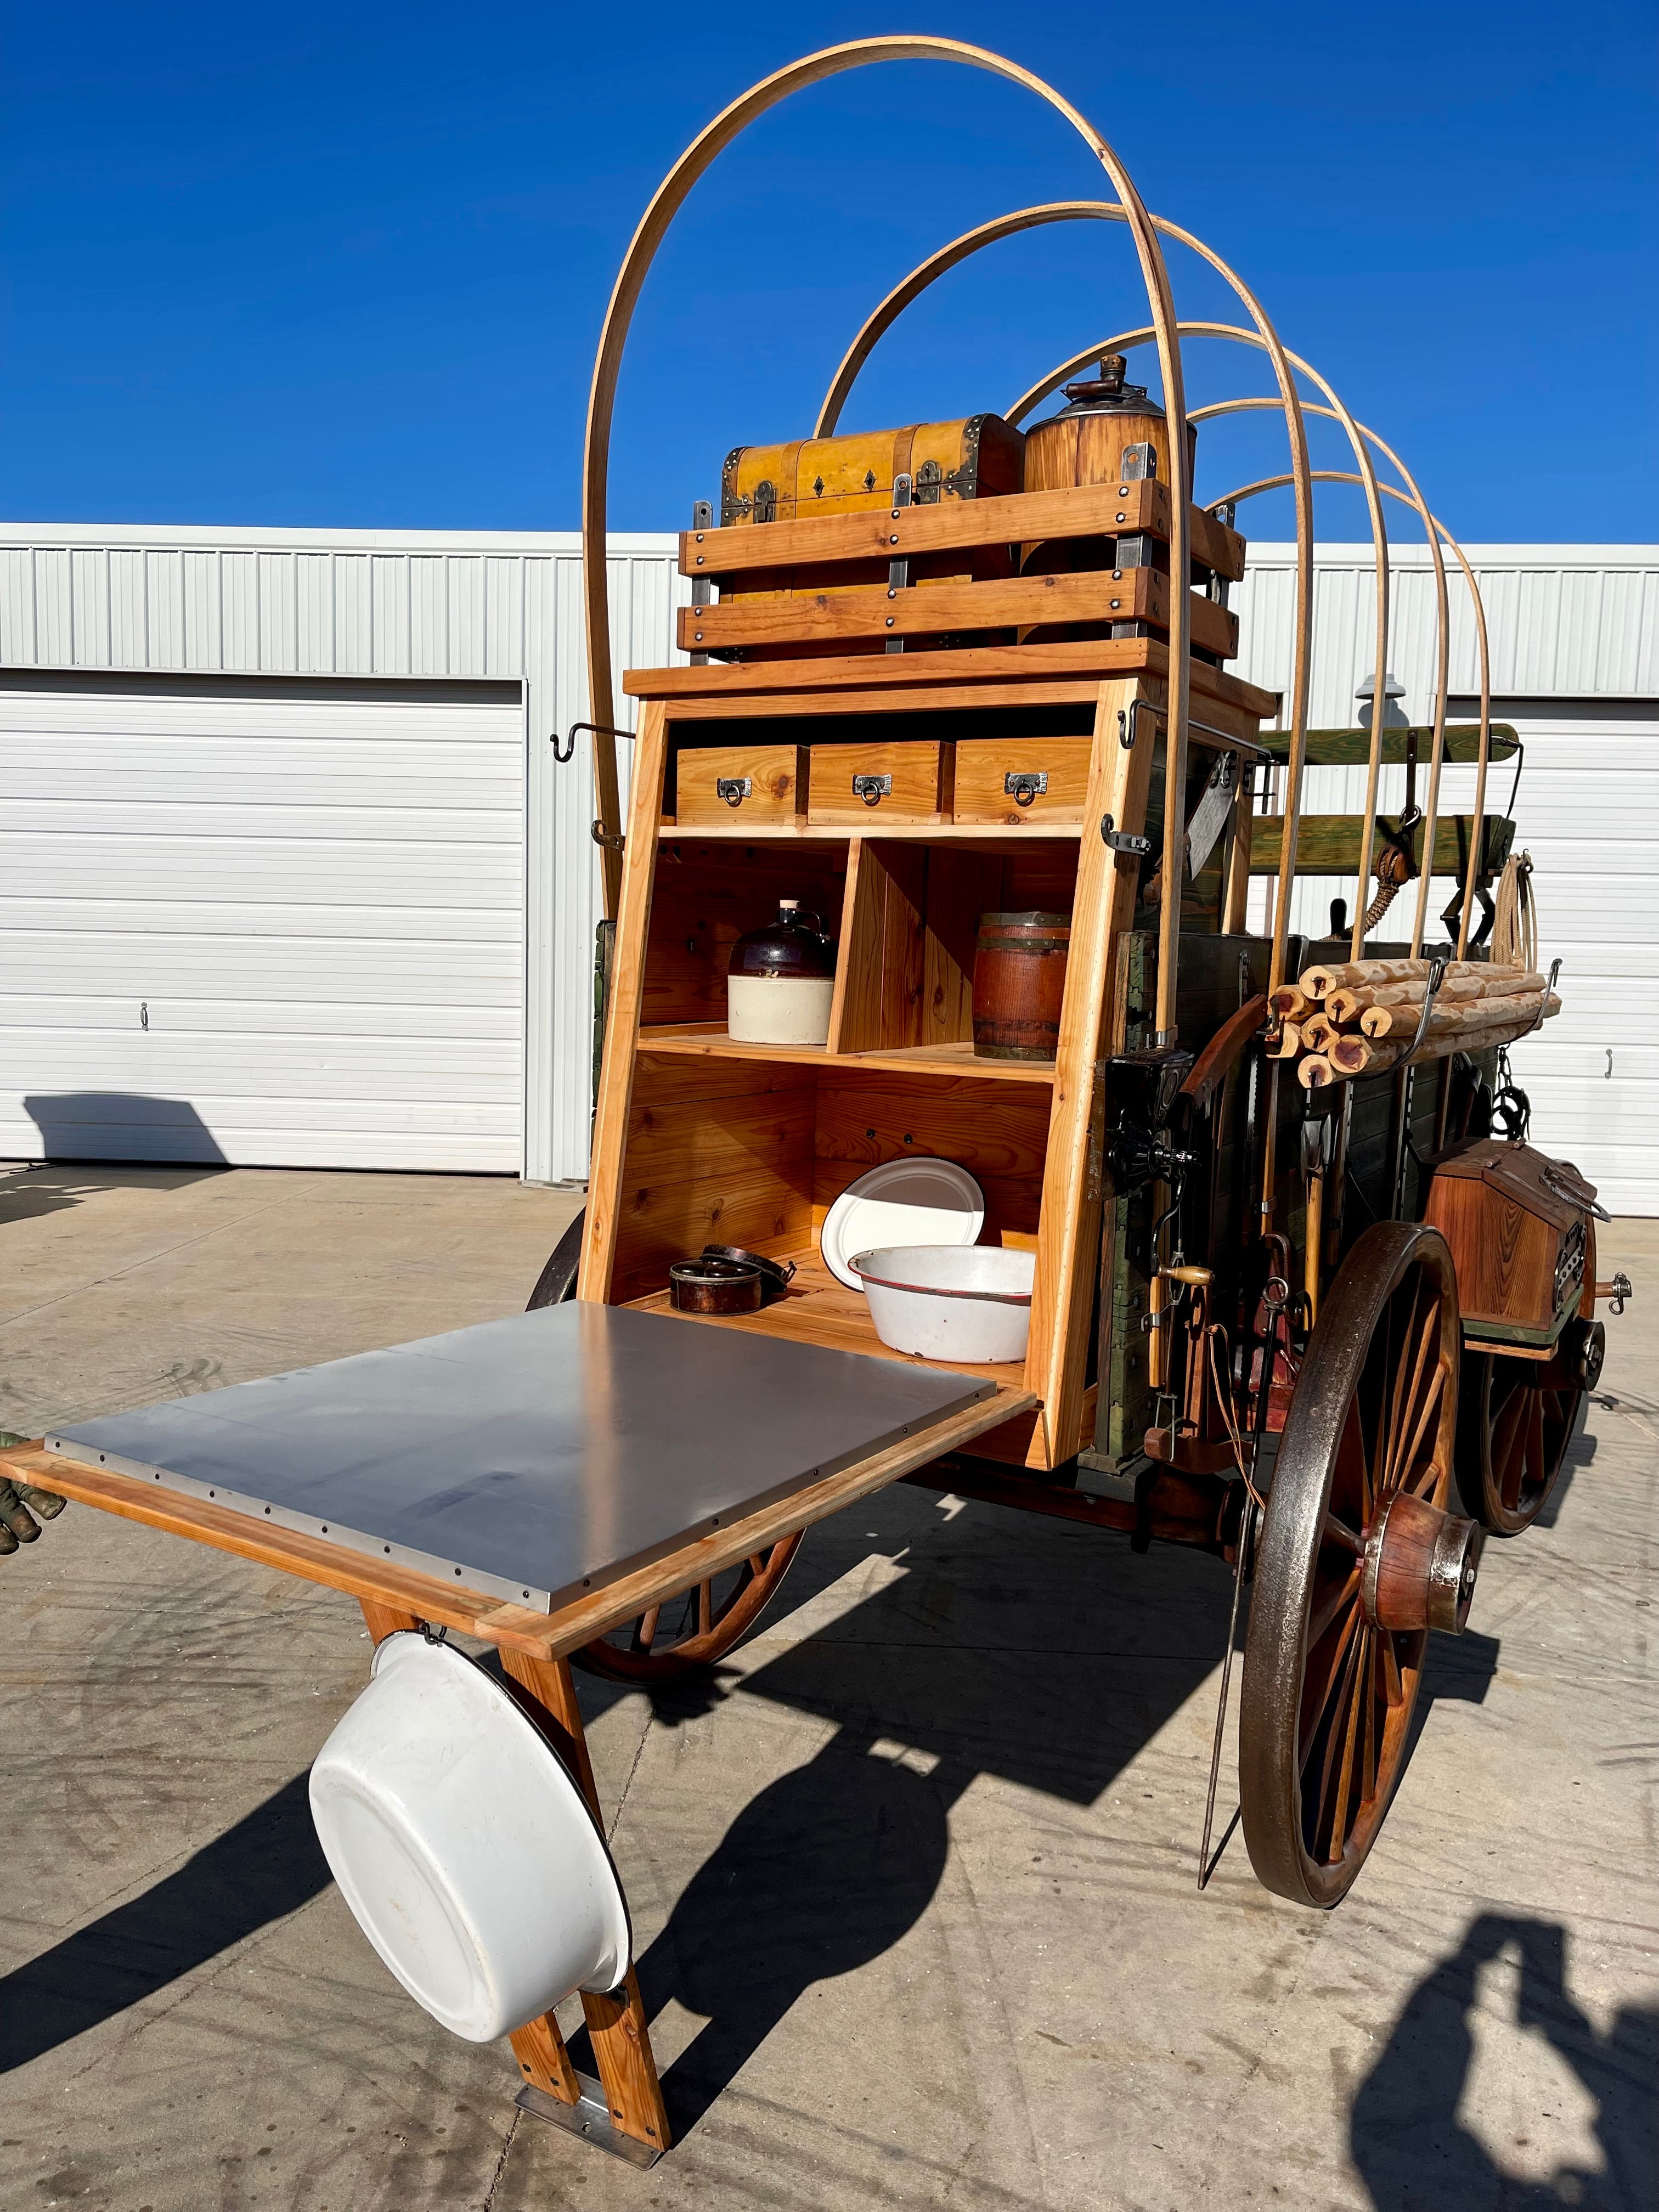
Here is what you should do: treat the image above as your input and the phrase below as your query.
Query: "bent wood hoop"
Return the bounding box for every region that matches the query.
[578,41,1190,922]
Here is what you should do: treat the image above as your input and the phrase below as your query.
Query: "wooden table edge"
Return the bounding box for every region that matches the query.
[1,1385,1037,1660]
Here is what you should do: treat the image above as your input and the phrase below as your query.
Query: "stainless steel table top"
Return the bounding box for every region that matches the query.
[49,1304,993,1611]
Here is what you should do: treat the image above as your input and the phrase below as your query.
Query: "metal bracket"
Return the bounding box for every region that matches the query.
[516,2079,664,2170]
[689,499,714,663]
[716,777,752,808]
[1118,698,1160,751]
[1005,770,1048,806]
[554,721,635,766]
[1101,813,1153,857]
[1402,952,1448,1062]
[1115,697,1269,761]
[591,822,625,854]
[1526,956,1563,1036]
[852,774,893,806]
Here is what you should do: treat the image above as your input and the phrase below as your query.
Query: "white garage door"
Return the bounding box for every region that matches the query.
[0,673,526,1172]
[1445,698,1659,1216]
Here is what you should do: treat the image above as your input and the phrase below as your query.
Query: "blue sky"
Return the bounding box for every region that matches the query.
[5,2,1655,541]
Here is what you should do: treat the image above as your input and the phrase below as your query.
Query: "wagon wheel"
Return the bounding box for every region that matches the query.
[526,1209,805,1680]
[1454,1225,1602,1536]
[572,1537,805,1683]
[1240,1221,1482,1908]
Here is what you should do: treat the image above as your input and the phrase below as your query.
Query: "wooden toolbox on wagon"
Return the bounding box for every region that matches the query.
[1423,1139,1595,1347]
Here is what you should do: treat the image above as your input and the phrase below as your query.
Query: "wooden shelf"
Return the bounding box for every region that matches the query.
[658,820,1084,844]
[628,1249,1033,1392]
[636,1024,1058,1085]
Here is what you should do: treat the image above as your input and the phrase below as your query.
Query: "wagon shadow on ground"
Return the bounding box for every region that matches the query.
[1,1479,1498,2110]
[1351,1912,1658,2211]
[569,1483,1500,2140]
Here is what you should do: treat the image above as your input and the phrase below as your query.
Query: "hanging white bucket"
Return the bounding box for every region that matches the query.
[309,1633,630,2042]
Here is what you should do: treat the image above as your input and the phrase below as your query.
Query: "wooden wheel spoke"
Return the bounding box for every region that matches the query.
[1380,1630,1404,1708]
[1406,1451,1444,1499]
[1489,1383,1528,1482]
[1382,1288,1441,1498]
[1334,1397,1369,1526]
[1322,1511,1362,1555]
[1379,1277,1430,1496]
[1326,1626,1371,1861]
[1389,1359,1447,1504]
[1525,1389,1547,1496]
[1311,1625,1366,1856]
[697,1580,714,1637]
[1299,1598,1362,1773]
[633,1604,661,1653]
[1361,1633,1381,1805]
[1309,1564,1361,1648]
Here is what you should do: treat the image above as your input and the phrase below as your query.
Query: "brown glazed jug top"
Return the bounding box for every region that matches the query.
[729,899,836,980]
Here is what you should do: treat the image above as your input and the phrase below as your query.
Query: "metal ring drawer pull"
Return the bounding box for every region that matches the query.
[1005,770,1048,806]
[716,777,752,808]
[852,774,892,806]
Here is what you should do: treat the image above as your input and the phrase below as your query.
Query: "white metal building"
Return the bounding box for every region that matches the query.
[0,525,689,1183]
[3,526,1656,1206]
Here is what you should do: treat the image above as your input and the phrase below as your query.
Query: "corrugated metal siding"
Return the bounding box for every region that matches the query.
[1232,546,1659,946]
[0,525,691,1184]
[3,527,1651,1187]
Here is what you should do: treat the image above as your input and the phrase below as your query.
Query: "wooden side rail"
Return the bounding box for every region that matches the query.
[1249,813,1515,877]
[679,568,1239,659]
[623,636,1280,719]
[1258,723,1521,767]
[680,479,1247,583]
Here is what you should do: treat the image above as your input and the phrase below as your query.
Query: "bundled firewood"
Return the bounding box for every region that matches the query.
[1277,956,1560,1092]
[1324,968,1545,1025]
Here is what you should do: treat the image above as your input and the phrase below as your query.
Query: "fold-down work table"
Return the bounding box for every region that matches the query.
[3,1301,1032,2164]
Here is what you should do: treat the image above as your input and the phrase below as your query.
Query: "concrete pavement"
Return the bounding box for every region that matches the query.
[1,1165,1654,2210]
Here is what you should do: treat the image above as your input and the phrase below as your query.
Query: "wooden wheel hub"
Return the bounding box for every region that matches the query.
[1360,1491,1481,1635]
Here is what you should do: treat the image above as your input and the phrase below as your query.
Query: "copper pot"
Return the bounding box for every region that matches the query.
[669,1257,763,1314]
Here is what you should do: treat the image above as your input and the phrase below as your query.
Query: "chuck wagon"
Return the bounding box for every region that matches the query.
[3,37,1627,2170]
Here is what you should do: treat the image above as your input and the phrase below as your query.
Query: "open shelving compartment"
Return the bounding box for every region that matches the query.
[621,814,1086,1464]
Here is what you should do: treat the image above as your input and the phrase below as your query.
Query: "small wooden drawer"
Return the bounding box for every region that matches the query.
[806,740,954,826]
[675,743,809,826]
[953,737,1094,825]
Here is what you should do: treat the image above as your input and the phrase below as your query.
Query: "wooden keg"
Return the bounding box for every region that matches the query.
[972,911,1071,1061]
[1022,354,1196,500]
[1020,355,1199,597]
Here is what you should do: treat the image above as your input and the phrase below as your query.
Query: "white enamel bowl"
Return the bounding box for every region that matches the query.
[849,1244,1036,1363]
[309,1633,630,2042]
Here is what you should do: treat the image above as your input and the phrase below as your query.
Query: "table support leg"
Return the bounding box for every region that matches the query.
[500,1649,672,2157]
[511,2012,582,2103]
[352,1602,594,2128]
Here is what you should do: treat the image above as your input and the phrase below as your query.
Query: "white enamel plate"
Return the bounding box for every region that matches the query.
[820,1156,985,1290]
